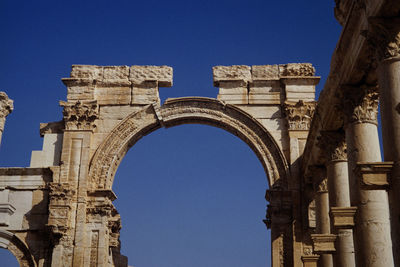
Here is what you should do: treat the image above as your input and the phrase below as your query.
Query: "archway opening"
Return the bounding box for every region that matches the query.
[113,124,271,267]
[0,248,19,267]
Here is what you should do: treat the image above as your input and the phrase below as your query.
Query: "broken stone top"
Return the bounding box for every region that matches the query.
[213,63,316,86]
[69,65,173,87]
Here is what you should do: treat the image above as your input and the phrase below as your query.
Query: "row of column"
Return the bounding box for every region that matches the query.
[309,17,400,266]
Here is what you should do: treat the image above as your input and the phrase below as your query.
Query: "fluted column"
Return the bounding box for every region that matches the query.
[0,92,13,147]
[317,131,355,267]
[365,17,400,265]
[341,85,394,266]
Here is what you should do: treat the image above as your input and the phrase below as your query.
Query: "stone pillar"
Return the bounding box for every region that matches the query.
[265,189,292,267]
[0,92,13,147]
[365,17,400,265]
[341,85,394,266]
[311,168,333,267]
[284,100,316,267]
[317,131,355,267]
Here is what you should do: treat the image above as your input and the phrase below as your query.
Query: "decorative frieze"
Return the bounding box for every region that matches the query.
[60,100,99,131]
[330,207,357,228]
[316,130,347,163]
[284,100,316,131]
[363,17,400,62]
[339,85,379,125]
[47,183,75,236]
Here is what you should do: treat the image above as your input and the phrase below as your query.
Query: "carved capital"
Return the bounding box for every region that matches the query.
[363,17,400,62]
[0,92,13,131]
[316,178,328,193]
[47,183,75,235]
[316,130,347,162]
[284,100,316,131]
[338,85,379,125]
[60,100,99,131]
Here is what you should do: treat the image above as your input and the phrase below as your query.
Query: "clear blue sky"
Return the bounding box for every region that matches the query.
[0,0,341,266]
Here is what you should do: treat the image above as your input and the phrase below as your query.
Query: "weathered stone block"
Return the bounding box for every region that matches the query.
[249,80,281,94]
[356,162,393,188]
[129,65,173,87]
[330,207,357,228]
[279,63,315,77]
[217,94,248,104]
[248,92,281,104]
[213,65,251,87]
[95,87,131,105]
[71,65,103,79]
[103,66,129,80]
[311,234,337,253]
[251,65,279,80]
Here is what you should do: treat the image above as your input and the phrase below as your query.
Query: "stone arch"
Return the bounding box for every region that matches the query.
[0,230,36,267]
[88,97,289,190]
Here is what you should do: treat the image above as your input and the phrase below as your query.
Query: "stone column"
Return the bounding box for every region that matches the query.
[265,189,292,267]
[317,131,355,267]
[284,100,316,267]
[365,17,400,265]
[341,85,394,266]
[0,92,13,147]
[311,169,333,267]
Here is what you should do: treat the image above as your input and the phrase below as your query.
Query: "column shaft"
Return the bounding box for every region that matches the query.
[315,189,333,267]
[377,57,400,264]
[346,122,394,266]
[327,161,355,267]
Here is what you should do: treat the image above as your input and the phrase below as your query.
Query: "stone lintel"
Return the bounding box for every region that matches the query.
[356,161,393,188]
[330,206,357,228]
[311,234,337,253]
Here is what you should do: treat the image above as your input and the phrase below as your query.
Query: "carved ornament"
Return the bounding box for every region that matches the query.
[316,130,347,162]
[60,100,98,131]
[284,100,316,131]
[279,63,315,77]
[339,85,379,125]
[0,92,13,131]
[316,178,328,193]
[363,17,400,62]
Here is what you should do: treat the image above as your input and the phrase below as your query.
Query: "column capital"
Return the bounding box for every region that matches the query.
[284,100,316,131]
[306,165,328,193]
[60,100,99,131]
[337,84,379,126]
[362,17,400,62]
[316,130,347,163]
[0,92,13,131]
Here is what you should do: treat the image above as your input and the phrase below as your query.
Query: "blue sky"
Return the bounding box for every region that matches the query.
[0,0,341,266]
